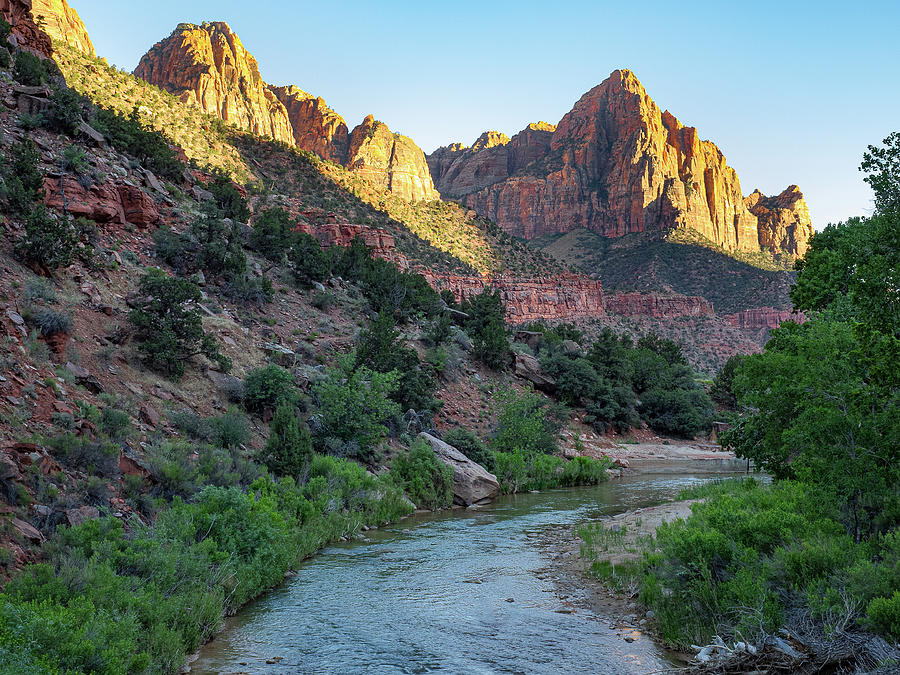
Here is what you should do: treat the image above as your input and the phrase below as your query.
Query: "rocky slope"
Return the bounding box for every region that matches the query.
[135,21,438,202]
[29,0,93,56]
[429,70,813,257]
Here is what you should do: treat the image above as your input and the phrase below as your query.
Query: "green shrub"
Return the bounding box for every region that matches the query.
[491,388,563,457]
[92,105,183,181]
[250,207,294,261]
[391,439,453,510]
[14,205,78,271]
[45,86,85,135]
[2,138,44,216]
[127,268,230,378]
[310,354,400,459]
[46,433,118,476]
[99,407,131,440]
[13,51,49,86]
[459,289,509,369]
[867,591,900,638]
[243,364,297,416]
[207,174,249,221]
[443,427,495,472]
[290,232,331,285]
[29,308,72,336]
[258,403,313,477]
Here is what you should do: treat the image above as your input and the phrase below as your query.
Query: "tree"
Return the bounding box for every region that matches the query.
[491,388,562,457]
[14,205,77,272]
[391,439,453,510]
[310,354,400,459]
[459,289,509,369]
[207,174,250,221]
[128,269,230,378]
[860,131,900,214]
[258,403,313,477]
[243,365,298,417]
[289,232,331,286]
[251,208,294,261]
[2,138,44,216]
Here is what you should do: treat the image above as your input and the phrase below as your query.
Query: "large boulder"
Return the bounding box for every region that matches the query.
[514,352,555,392]
[418,432,499,507]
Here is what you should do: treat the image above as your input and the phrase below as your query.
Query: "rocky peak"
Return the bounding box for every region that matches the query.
[346,115,439,202]
[431,68,812,258]
[136,22,437,202]
[29,0,93,56]
[472,131,510,151]
[745,185,814,257]
[269,85,349,163]
[135,21,295,145]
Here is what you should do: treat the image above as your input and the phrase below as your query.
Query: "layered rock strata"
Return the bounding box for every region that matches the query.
[604,292,714,318]
[725,307,806,331]
[0,0,52,57]
[428,70,813,257]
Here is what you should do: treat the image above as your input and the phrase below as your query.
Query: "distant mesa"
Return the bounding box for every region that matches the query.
[427,69,813,258]
[134,21,438,202]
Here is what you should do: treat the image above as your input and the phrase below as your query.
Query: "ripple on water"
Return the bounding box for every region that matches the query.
[192,473,730,674]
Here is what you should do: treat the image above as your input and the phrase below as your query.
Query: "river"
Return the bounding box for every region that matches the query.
[192,470,739,674]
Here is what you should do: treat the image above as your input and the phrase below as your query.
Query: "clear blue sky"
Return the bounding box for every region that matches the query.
[71,0,899,228]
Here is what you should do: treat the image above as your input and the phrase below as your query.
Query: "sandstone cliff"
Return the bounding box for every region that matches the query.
[135,22,437,201]
[0,0,52,57]
[29,0,93,56]
[429,70,812,258]
[135,22,295,145]
[744,186,814,257]
[269,85,349,163]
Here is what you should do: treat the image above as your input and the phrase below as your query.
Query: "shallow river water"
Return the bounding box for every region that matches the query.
[193,471,738,674]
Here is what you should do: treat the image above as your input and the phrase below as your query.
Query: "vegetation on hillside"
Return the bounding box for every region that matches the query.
[579,134,900,669]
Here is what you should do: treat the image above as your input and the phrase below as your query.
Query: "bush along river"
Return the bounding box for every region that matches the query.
[190,470,744,674]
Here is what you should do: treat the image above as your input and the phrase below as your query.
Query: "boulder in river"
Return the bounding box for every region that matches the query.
[418,433,500,507]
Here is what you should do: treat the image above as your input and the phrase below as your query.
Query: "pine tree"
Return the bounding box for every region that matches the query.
[260,402,313,477]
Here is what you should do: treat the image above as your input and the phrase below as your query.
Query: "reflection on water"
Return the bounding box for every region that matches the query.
[193,473,735,674]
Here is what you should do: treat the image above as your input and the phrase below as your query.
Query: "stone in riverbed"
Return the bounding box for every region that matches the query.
[418,432,500,507]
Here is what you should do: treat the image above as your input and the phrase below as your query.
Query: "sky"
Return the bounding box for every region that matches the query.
[69,0,900,229]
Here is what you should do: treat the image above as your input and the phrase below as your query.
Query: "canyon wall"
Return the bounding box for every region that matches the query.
[135,22,437,202]
[604,292,714,318]
[0,0,52,57]
[725,307,806,331]
[429,70,813,258]
[29,0,93,56]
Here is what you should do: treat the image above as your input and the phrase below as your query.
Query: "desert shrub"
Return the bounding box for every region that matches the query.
[206,174,249,221]
[29,308,72,336]
[310,290,334,310]
[391,439,453,510]
[250,207,294,261]
[172,407,250,449]
[540,350,604,406]
[221,272,274,306]
[309,354,400,460]
[867,591,900,639]
[13,51,49,86]
[443,427,495,472]
[258,403,313,478]
[2,138,44,216]
[127,268,230,378]
[154,209,246,279]
[99,407,131,440]
[92,105,183,181]
[290,232,331,286]
[243,365,297,416]
[46,433,118,476]
[14,205,77,271]
[491,388,563,457]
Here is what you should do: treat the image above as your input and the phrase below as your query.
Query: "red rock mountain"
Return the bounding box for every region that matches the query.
[429,70,813,257]
[0,0,52,56]
[29,0,93,56]
[135,22,438,202]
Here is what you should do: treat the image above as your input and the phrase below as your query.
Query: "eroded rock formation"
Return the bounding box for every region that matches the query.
[43,175,161,228]
[428,70,812,258]
[0,0,52,57]
[29,0,94,56]
[423,271,604,323]
[135,22,438,201]
[725,307,806,331]
[604,292,714,318]
[745,186,814,257]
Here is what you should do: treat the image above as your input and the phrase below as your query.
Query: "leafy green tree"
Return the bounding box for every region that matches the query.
[258,403,313,477]
[2,138,44,216]
[860,131,900,213]
[310,354,400,458]
[243,365,298,416]
[459,289,509,369]
[491,388,561,457]
[207,174,250,221]
[13,51,49,86]
[443,427,495,472]
[586,327,632,386]
[637,331,687,366]
[356,312,437,412]
[128,269,230,378]
[710,354,745,409]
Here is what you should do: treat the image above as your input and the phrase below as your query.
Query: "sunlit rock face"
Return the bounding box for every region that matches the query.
[29,0,94,56]
[428,69,812,258]
[1,0,53,57]
[136,22,438,202]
